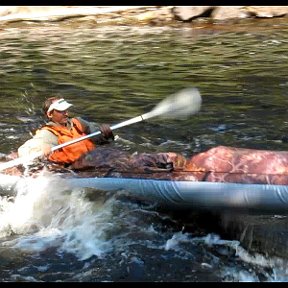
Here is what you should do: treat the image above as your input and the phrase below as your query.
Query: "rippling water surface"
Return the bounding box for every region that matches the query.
[1,18,288,282]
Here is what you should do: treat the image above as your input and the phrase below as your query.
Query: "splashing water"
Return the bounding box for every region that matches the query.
[0,172,115,261]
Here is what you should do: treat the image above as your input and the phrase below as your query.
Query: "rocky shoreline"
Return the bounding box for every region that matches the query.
[0,6,288,26]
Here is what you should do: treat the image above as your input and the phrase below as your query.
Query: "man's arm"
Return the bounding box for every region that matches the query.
[17,129,58,157]
[77,117,114,145]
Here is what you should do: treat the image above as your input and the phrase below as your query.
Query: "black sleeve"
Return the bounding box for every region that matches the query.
[76,117,113,145]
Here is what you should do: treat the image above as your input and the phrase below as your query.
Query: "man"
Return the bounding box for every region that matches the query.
[17,97,114,165]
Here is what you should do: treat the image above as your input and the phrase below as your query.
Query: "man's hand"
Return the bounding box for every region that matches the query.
[99,124,114,141]
[42,144,52,157]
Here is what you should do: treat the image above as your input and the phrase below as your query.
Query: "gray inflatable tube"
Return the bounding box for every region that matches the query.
[68,177,288,213]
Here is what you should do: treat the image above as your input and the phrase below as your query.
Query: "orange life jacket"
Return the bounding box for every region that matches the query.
[41,118,95,164]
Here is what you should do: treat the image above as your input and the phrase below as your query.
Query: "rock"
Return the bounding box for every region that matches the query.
[172,6,215,21]
[135,7,174,25]
[243,6,288,18]
[211,6,249,20]
[0,6,69,17]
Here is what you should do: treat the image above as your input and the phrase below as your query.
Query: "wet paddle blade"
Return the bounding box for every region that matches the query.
[143,87,202,120]
[0,151,43,172]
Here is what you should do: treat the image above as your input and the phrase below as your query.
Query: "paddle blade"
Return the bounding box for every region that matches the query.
[143,87,202,120]
[0,151,43,172]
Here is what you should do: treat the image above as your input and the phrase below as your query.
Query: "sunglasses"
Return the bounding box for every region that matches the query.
[53,109,68,114]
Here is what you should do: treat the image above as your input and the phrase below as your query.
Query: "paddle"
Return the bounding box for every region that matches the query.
[0,87,202,172]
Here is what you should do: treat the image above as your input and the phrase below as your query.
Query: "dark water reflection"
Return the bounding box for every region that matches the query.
[1,18,288,281]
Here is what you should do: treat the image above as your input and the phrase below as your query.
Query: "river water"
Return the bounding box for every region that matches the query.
[0,18,288,282]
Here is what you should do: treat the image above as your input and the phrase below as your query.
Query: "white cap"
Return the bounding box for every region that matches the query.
[47,98,73,113]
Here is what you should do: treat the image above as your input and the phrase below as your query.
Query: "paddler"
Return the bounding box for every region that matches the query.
[17,97,114,165]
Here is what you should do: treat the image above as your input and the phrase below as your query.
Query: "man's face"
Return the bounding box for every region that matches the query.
[49,109,69,125]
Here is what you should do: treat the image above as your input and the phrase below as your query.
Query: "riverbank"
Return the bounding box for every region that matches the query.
[0,6,288,26]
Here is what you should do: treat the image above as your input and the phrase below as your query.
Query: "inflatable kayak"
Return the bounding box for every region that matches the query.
[2,145,288,213]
